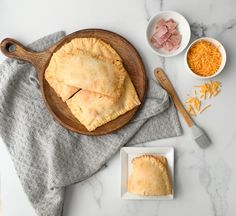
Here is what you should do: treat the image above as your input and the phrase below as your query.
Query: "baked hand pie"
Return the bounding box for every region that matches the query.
[45,38,125,99]
[66,73,140,131]
[45,56,79,101]
[45,37,141,131]
[59,37,122,62]
[55,50,126,98]
[128,155,173,196]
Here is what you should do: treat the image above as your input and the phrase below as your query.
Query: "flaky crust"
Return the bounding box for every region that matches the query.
[128,155,173,196]
[66,73,140,131]
[45,37,124,100]
[45,37,140,131]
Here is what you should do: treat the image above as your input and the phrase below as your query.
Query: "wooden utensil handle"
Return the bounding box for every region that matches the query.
[0,38,52,71]
[154,68,194,127]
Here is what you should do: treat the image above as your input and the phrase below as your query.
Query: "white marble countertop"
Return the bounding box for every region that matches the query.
[0,0,236,215]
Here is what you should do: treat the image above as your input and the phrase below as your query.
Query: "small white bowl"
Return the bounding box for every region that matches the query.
[146,11,191,57]
[185,37,226,79]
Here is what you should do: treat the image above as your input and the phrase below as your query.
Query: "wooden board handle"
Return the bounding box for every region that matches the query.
[0,38,52,72]
[154,67,194,127]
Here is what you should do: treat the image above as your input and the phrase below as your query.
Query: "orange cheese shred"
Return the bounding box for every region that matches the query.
[186,97,201,112]
[199,104,211,114]
[187,40,222,77]
[187,104,196,116]
[185,80,222,116]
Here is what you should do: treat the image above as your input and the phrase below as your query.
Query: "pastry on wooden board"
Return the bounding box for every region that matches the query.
[128,155,173,196]
[66,73,140,131]
[45,37,125,100]
[45,56,79,101]
[45,37,140,131]
[62,37,122,62]
[55,50,126,98]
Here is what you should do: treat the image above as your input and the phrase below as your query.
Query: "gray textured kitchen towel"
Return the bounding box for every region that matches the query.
[0,31,182,216]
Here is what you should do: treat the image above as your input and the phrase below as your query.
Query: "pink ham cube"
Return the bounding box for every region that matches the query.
[150,17,181,52]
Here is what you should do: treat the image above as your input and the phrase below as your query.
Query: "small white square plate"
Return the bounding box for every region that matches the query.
[120,147,174,200]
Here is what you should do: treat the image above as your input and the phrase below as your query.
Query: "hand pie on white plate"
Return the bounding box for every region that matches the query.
[128,155,173,196]
[66,73,140,131]
[45,37,125,100]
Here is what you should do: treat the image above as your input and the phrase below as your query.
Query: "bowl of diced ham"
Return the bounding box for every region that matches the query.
[146,11,191,57]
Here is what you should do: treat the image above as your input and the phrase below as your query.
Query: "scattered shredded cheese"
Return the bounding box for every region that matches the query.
[211,80,222,96]
[187,104,197,116]
[199,104,211,114]
[187,97,201,111]
[195,81,221,99]
[187,40,222,77]
[185,80,222,116]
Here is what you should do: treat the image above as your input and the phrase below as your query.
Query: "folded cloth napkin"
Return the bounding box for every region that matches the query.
[0,31,182,216]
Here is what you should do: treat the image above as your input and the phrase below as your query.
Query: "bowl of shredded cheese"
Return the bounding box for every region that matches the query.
[185,37,226,78]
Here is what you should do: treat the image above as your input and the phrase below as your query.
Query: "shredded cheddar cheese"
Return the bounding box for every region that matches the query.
[187,104,196,116]
[195,81,221,99]
[199,104,211,114]
[187,40,222,77]
[186,97,201,111]
[185,80,222,116]
[211,80,221,96]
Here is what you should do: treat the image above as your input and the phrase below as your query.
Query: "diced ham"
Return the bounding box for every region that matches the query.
[150,18,181,52]
[153,41,163,48]
[156,18,166,28]
[151,36,156,43]
[169,29,178,35]
[152,25,168,39]
[160,32,172,42]
[169,34,181,47]
[163,41,174,51]
[151,36,162,48]
[153,35,165,47]
[154,31,172,47]
[166,20,177,30]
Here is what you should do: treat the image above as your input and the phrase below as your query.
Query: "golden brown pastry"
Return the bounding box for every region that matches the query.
[66,73,140,131]
[60,37,122,62]
[45,38,125,100]
[45,37,141,131]
[45,57,79,101]
[55,50,126,98]
[128,155,172,196]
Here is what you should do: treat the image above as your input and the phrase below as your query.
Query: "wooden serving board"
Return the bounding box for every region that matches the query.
[0,29,147,135]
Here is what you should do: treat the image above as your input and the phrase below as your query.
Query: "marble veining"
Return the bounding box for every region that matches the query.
[87,176,104,208]
[226,131,236,148]
[174,143,232,216]
[190,20,236,39]
[199,152,231,216]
